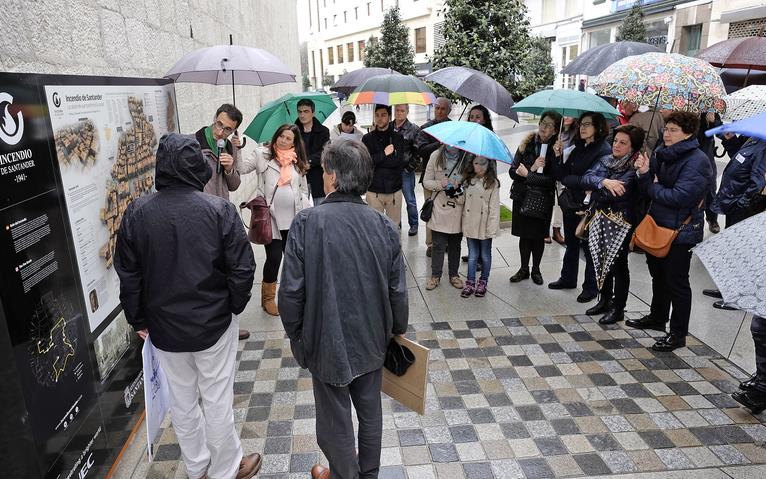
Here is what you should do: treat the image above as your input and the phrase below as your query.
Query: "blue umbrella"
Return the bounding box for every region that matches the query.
[706,111,766,140]
[422,121,514,164]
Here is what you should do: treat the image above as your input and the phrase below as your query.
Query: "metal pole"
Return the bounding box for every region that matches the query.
[230,34,236,105]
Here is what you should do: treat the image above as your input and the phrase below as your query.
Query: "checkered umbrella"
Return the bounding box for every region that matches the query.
[722,85,766,121]
[587,210,633,290]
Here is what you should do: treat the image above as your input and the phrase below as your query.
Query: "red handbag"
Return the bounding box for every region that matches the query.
[240,186,278,245]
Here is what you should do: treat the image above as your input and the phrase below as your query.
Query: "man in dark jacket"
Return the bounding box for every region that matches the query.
[296,98,331,202]
[393,104,422,236]
[362,104,408,226]
[114,134,259,479]
[279,140,408,479]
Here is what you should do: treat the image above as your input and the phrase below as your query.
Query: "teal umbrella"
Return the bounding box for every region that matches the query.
[512,89,620,119]
[243,92,336,142]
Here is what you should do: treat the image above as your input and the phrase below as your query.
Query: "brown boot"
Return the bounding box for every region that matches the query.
[261,282,279,316]
[236,453,262,479]
[552,226,565,245]
[311,464,331,479]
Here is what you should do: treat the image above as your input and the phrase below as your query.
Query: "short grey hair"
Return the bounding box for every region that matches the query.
[321,140,373,195]
[436,97,452,111]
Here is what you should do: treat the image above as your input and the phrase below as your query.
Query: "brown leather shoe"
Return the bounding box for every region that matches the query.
[311,464,331,479]
[552,226,565,245]
[236,453,262,479]
[238,329,250,340]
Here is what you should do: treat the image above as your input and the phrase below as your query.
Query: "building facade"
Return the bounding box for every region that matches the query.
[304,0,446,89]
[525,0,585,90]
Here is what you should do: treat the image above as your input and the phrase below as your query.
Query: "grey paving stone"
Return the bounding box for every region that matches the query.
[463,462,494,479]
[398,429,427,447]
[517,458,555,478]
[429,443,459,463]
[573,452,612,475]
[600,450,637,473]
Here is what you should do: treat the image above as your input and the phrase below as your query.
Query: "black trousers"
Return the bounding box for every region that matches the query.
[751,316,766,393]
[313,369,383,479]
[560,211,597,294]
[600,246,631,311]
[645,244,693,336]
[431,231,462,278]
[262,230,288,283]
[519,238,545,273]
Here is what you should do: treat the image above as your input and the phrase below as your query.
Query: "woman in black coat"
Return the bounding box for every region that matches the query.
[550,112,611,303]
[581,124,645,324]
[509,111,561,285]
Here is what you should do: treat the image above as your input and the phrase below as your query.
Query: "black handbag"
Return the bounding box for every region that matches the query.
[557,187,583,213]
[384,338,415,376]
[510,180,525,201]
[520,185,552,220]
[420,191,441,222]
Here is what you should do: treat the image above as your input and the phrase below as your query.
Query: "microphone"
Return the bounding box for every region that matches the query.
[216,139,225,174]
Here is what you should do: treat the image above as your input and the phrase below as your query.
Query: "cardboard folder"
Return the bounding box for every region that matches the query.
[381,336,430,415]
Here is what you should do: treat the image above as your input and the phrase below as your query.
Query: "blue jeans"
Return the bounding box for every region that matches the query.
[401,170,418,228]
[467,238,492,282]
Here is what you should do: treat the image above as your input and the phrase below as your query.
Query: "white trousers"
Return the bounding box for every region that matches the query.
[156,317,242,479]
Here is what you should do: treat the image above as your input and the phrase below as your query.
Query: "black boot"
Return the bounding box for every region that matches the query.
[586,295,613,316]
[599,309,624,325]
[625,314,667,332]
[652,333,686,352]
[731,390,766,415]
[531,269,543,285]
[740,374,758,391]
[510,268,530,283]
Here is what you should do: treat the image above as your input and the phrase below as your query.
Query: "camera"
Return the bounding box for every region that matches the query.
[445,183,464,199]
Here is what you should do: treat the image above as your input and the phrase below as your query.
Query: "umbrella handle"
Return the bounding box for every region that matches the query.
[235,129,246,149]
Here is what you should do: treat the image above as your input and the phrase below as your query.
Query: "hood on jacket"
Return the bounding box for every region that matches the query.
[155,133,212,191]
[655,137,701,164]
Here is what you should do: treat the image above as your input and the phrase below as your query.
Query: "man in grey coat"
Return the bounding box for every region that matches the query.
[278,140,409,479]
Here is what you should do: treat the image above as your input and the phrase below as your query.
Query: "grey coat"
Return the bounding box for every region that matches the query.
[278,193,409,386]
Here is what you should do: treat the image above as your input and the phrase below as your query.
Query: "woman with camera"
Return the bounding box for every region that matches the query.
[509,111,561,285]
[423,145,467,290]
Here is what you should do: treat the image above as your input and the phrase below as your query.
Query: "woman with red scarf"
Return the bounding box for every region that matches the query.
[241,124,311,316]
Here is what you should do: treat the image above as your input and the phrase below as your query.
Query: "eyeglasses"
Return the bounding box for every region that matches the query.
[662,127,682,134]
[539,121,556,129]
[213,120,235,135]
[580,121,594,128]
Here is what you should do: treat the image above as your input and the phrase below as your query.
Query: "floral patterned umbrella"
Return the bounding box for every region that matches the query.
[592,53,727,114]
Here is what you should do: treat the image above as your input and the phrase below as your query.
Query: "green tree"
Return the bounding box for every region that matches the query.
[517,37,555,98]
[616,1,647,42]
[302,74,311,91]
[322,70,334,88]
[363,6,416,75]
[432,0,531,101]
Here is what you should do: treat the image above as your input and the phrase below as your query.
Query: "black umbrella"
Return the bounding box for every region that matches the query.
[562,41,662,76]
[425,66,518,122]
[330,67,402,96]
[587,210,632,290]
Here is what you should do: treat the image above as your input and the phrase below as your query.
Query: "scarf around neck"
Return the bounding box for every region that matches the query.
[274,146,297,186]
[606,150,636,174]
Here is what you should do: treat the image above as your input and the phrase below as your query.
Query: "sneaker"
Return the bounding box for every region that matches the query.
[425,277,440,290]
[475,279,487,297]
[461,280,475,297]
[449,276,464,289]
[408,226,418,236]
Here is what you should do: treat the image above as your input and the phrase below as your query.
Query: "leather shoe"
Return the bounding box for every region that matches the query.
[599,309,624,325]
[238,329,250,341]
[740,374,758,391]
[625,314,667,332]
[702,288,723,299]
[544,236,552,244]
[586,296,613,316]
[548,279,576,290]
[713,300,738,311]
[651,333,686,352]
[531,270,543,285]
[510,268,529,283]
[426,246,432,258]
[552,227,565,245]
[311,464,331,479]
[576,291,597,303]
[236,453,262,479]
[732,390,766,415]
[708,221,721,234]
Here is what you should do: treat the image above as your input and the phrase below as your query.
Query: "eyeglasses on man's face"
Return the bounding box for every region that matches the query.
[213,120,235,135]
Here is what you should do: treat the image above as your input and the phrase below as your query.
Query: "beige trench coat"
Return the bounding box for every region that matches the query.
[461,178,500,240]
[422,149,465,234]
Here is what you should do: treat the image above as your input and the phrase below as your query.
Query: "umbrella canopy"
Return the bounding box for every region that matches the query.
[422,121,513,164]
[243,92,336,143]
[561,41,662,76]
[693,211,766,317]
[425,67,518,121]
[348,74,436,106]
[165,44,296,87]
[592,52,727,113]
[721,85,766,121]
[705,111,766,140]
[697,36,766,71]
[330,67,402,95]
[587,210,633,290]
[511,89,620,119]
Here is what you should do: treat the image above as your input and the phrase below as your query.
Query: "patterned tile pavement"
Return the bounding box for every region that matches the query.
[136,312,766,478]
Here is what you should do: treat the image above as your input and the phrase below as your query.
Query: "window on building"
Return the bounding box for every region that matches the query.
[415,27,426,53]
[381,0,384,12]
[344,11,347,23]
[358,40,366,61]
[542,0,556,23]
[324,18,327,29]
[684,24,703,56]
[589,29,611,48]
[333,14,337,26]
[337,45,344,63]
[328,47,334,65]
[311,50,316,84]
[355,7,358,19]
[367,2,371,15]
[323,0,326,6]
[347,42,355,62]
[564,0,578,17]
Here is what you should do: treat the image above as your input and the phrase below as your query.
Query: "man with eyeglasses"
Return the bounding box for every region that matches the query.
[195,103,250,341]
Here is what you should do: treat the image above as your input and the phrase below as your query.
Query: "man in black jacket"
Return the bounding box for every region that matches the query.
[296,98,331,202]
[115,134,259,479]
[362,104,407,226]
[279,140,408,479]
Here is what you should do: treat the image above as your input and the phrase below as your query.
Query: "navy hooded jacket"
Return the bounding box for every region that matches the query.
[711,138,766,216]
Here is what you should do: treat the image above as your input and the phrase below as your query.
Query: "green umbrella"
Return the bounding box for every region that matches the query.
[512,89,620,119]
[243,92,336,142]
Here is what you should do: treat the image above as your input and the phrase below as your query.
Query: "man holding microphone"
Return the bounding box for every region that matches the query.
[195,103,251,341]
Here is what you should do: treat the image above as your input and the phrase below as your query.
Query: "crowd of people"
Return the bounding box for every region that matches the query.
[112,96,766,479]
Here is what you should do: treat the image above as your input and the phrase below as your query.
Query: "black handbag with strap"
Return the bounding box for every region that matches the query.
[520,185,552,220]
[557,187,583,213]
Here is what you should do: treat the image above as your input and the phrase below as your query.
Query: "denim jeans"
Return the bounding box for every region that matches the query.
[467,238,492,282]
[401,170,418,228]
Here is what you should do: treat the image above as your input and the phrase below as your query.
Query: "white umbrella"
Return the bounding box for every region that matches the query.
[693,211,766,317]
[722,85,766,121]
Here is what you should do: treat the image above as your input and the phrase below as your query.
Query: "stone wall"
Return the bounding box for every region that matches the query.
[0,0,302,202]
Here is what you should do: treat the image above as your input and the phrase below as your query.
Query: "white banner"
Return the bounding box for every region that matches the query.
[142,336,170,462]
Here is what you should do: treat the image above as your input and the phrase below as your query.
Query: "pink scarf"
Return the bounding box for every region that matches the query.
[274,146,297,186]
